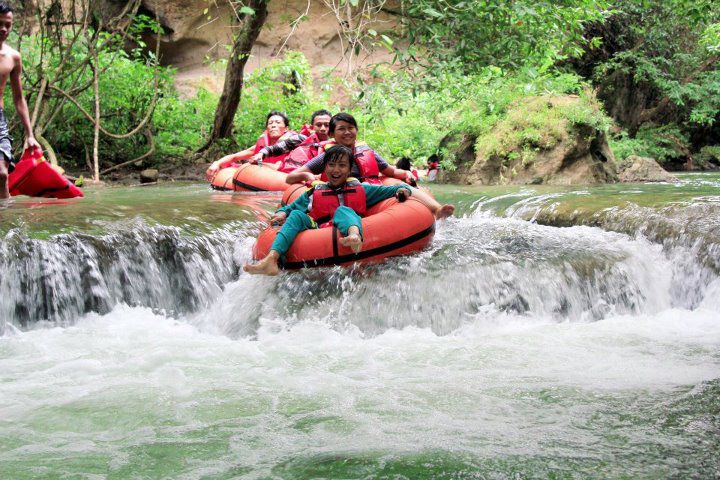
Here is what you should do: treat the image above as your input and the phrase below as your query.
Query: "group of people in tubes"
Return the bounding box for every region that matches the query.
[206,110,455,276]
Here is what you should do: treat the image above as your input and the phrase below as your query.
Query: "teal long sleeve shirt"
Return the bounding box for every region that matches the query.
[269,183,412,256]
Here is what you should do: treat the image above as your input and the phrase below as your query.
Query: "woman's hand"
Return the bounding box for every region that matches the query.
[287,169,317,185]
[270,211,288,226]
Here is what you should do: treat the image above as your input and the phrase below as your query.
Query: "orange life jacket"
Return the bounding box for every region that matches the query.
[254,130,297,164]
[308,179,366,227]
[278,133,322,173]
[319,141,382,184]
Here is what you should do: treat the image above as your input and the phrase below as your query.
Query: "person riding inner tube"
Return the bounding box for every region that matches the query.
[285,112,416,186]
[248,109,332,173]
[244,145,454,276]
[206,110,296,178]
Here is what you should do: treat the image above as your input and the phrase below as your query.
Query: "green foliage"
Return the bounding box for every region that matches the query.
[6,26,171,169]
[393,0,610,73]
[593,0,720,128]
[609,125,689,165]
[353,66,597,168]
[475,93,610,163]
[153,53,331,160]
[7,45,331,170]
[695,145,720,169]
[230,51,330,148]
[153,88,219,158]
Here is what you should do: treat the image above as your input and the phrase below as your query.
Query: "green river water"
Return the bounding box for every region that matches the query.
[0,174,719,479]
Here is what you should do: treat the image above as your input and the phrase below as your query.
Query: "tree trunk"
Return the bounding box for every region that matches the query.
[199,0,269,152]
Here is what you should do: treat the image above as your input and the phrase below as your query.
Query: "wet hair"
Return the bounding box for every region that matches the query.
[395,157,412,170]
[0,2,12,14]
[322,145,354,169]
[329,112,357,134]
[266,110,289,127]
[310,109,332,124]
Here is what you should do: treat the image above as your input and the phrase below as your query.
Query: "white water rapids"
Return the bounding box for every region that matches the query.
[1,194,719,478]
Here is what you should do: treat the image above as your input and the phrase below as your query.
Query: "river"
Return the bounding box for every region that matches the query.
[1,175,719,479]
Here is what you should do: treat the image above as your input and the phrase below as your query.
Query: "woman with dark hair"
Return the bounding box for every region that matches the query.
[207,110,296,177]
[286,112,416,186]
[248,109,333,172]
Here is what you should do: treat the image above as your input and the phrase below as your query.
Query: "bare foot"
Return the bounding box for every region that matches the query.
[435,204,455,220]
[243,251,280,276]
[339,226,363,253]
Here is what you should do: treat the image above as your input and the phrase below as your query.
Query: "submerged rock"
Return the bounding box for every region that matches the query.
[618,155,679,183]
[441,95,619,185]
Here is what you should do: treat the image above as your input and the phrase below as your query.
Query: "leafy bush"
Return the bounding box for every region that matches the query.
[155,51,331,161]
[609,125,690,165]
[696,145,720,169]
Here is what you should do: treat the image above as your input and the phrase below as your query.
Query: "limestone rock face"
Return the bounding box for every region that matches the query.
[102,0,397,74]
[618,155,678,183]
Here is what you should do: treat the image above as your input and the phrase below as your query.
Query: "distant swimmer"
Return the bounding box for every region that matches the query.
[426,154,440,182]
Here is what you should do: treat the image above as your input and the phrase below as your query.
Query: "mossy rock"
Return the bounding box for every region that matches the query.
[441,94,618,185]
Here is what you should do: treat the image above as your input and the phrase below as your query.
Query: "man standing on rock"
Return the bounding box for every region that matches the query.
[0,1,40,199]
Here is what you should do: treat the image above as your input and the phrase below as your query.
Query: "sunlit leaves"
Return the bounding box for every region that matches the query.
[393,0,611,74]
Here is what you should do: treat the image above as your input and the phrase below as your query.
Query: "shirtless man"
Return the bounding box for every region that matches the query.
[0,2,41,199]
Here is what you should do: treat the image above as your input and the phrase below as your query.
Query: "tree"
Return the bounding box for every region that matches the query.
[200,0,269,152]
[388,0,610,73]
[13,0,161,180]
[570,0,720,163]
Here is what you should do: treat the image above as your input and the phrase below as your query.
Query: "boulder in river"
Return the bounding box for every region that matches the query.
[140,169,159,184]
[618,155,679,183]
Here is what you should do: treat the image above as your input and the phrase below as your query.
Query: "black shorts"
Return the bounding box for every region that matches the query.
[0,107,15,173]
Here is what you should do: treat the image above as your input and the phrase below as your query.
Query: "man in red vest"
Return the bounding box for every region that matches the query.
[0,2,40,199]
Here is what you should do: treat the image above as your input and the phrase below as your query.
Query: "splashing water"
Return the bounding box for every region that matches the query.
[1,181,719,478]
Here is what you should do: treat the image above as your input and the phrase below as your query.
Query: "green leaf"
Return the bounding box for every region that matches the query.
[424,8,443,18]
[239,6,255,16]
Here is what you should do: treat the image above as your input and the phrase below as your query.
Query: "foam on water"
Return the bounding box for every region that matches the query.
[2,183,720,477]
[1,300,719,478]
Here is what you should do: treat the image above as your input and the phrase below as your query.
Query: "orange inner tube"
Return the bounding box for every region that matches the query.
[252,197,436,269]
[209,163,289,192]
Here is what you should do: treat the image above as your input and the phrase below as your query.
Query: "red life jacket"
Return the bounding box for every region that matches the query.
[319,141,382,185]
[254,129,297,164]
[308,179,367,227]
[278,133,322,173]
